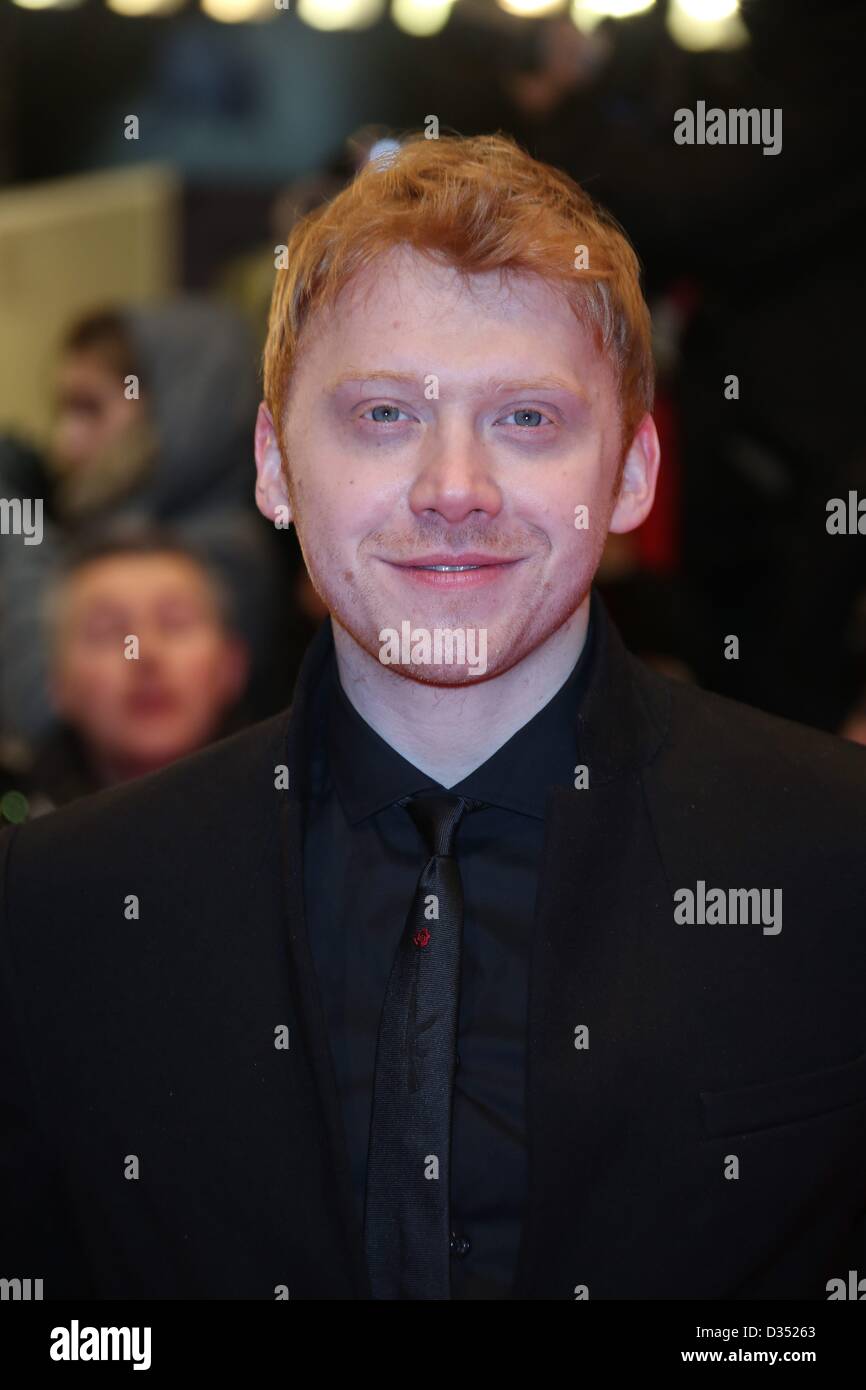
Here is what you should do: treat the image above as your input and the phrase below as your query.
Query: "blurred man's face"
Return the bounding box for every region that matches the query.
[255,245,657,683]
[52,350,140,474]
[52,554,247,779]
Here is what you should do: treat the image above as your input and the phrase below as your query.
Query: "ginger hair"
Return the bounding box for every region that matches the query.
[262,131,654,459]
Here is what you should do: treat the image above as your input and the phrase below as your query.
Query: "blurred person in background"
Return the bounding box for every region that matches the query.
[217,169,346,349]
[1,532,249,822]
[216,125,393,347]
[0,295,286,748]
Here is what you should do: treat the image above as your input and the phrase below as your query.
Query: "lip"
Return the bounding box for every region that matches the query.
[125,690,180,716]
[389,553,521,567]
[379,553,526,590]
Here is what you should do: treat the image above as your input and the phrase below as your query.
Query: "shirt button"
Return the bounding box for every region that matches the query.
[450,1231,470,1258]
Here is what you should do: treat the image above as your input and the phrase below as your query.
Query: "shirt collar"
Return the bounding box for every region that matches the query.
[322,607,597,824]
[285,588,671,813]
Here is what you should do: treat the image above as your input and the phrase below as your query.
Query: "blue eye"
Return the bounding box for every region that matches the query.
[365,404,408,424]
[502,408,550,428]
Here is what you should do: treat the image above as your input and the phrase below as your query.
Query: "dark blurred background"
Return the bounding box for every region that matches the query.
[1,0,865,819]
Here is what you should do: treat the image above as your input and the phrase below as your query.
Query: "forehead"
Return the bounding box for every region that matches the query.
[66,554,212,607]
[293,246,612,396]
[342,244,570,320]
[57,350,120,390]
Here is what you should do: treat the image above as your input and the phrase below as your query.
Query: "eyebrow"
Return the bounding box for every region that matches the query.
[326,368,588,401]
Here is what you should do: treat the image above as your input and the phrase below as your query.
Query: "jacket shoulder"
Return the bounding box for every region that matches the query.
[1,709,293,891]
[643,664,866,839]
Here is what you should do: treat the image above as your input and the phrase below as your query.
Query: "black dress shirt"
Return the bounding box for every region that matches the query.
[302,611,597,1298]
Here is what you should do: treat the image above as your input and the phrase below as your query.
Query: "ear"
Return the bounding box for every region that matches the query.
[608,413,661,535]
[254,402,292,524]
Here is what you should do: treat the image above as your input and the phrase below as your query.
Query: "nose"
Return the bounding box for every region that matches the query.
[131,621,171,672]
[407,422,503,526]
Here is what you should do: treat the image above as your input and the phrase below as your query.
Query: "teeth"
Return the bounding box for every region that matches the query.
[419,564,481,571]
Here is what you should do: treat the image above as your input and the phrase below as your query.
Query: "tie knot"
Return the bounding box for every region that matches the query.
[400,791,479,858]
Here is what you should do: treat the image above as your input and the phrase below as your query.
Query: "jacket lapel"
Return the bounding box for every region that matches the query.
[278,598,673,1300]
[512,597,673,1298]
[278,617,373,1298]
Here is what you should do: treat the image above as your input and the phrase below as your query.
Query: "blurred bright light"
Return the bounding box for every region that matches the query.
[12,0,84,9]
[676,0,737,18]
[201,0,276,19]
[667,0,747,49]
[298,0,385,29]
[106,0,184,12]
[570,0,654,31]
[498,0,566,17]
[391,0,452,36]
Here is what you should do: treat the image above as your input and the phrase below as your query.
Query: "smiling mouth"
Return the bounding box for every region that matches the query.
[385,554,524,569]
[380,554,525,588]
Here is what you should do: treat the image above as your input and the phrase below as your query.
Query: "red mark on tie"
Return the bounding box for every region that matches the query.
[413,927,431,948]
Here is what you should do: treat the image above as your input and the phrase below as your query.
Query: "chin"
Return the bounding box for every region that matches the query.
[125,736,195,769]
[381,661,495,688]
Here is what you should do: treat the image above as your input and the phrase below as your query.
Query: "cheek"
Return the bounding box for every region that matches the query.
[537,484,610,590]
[66,653,130,704]
[165,639,231,697]
[294,477,372,572]
[293,426,404,522]
[558,458,618,540]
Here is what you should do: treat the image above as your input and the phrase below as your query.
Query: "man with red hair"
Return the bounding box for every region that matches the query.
[2,134,865,1302]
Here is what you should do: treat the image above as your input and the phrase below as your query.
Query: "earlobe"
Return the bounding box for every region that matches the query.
[254,401,292,524]
[609,413,660,535]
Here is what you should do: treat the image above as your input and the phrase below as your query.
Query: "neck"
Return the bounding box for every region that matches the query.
[331,596,591,788]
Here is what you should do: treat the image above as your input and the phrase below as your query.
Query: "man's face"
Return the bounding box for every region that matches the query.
[52,350,140,474]
[52,554,247,776]
[256,246,657,683]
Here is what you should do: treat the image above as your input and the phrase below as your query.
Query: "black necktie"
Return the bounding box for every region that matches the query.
[364,790,476,1299]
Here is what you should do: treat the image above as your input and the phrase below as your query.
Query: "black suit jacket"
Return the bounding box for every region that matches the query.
[2,597,866,1300]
